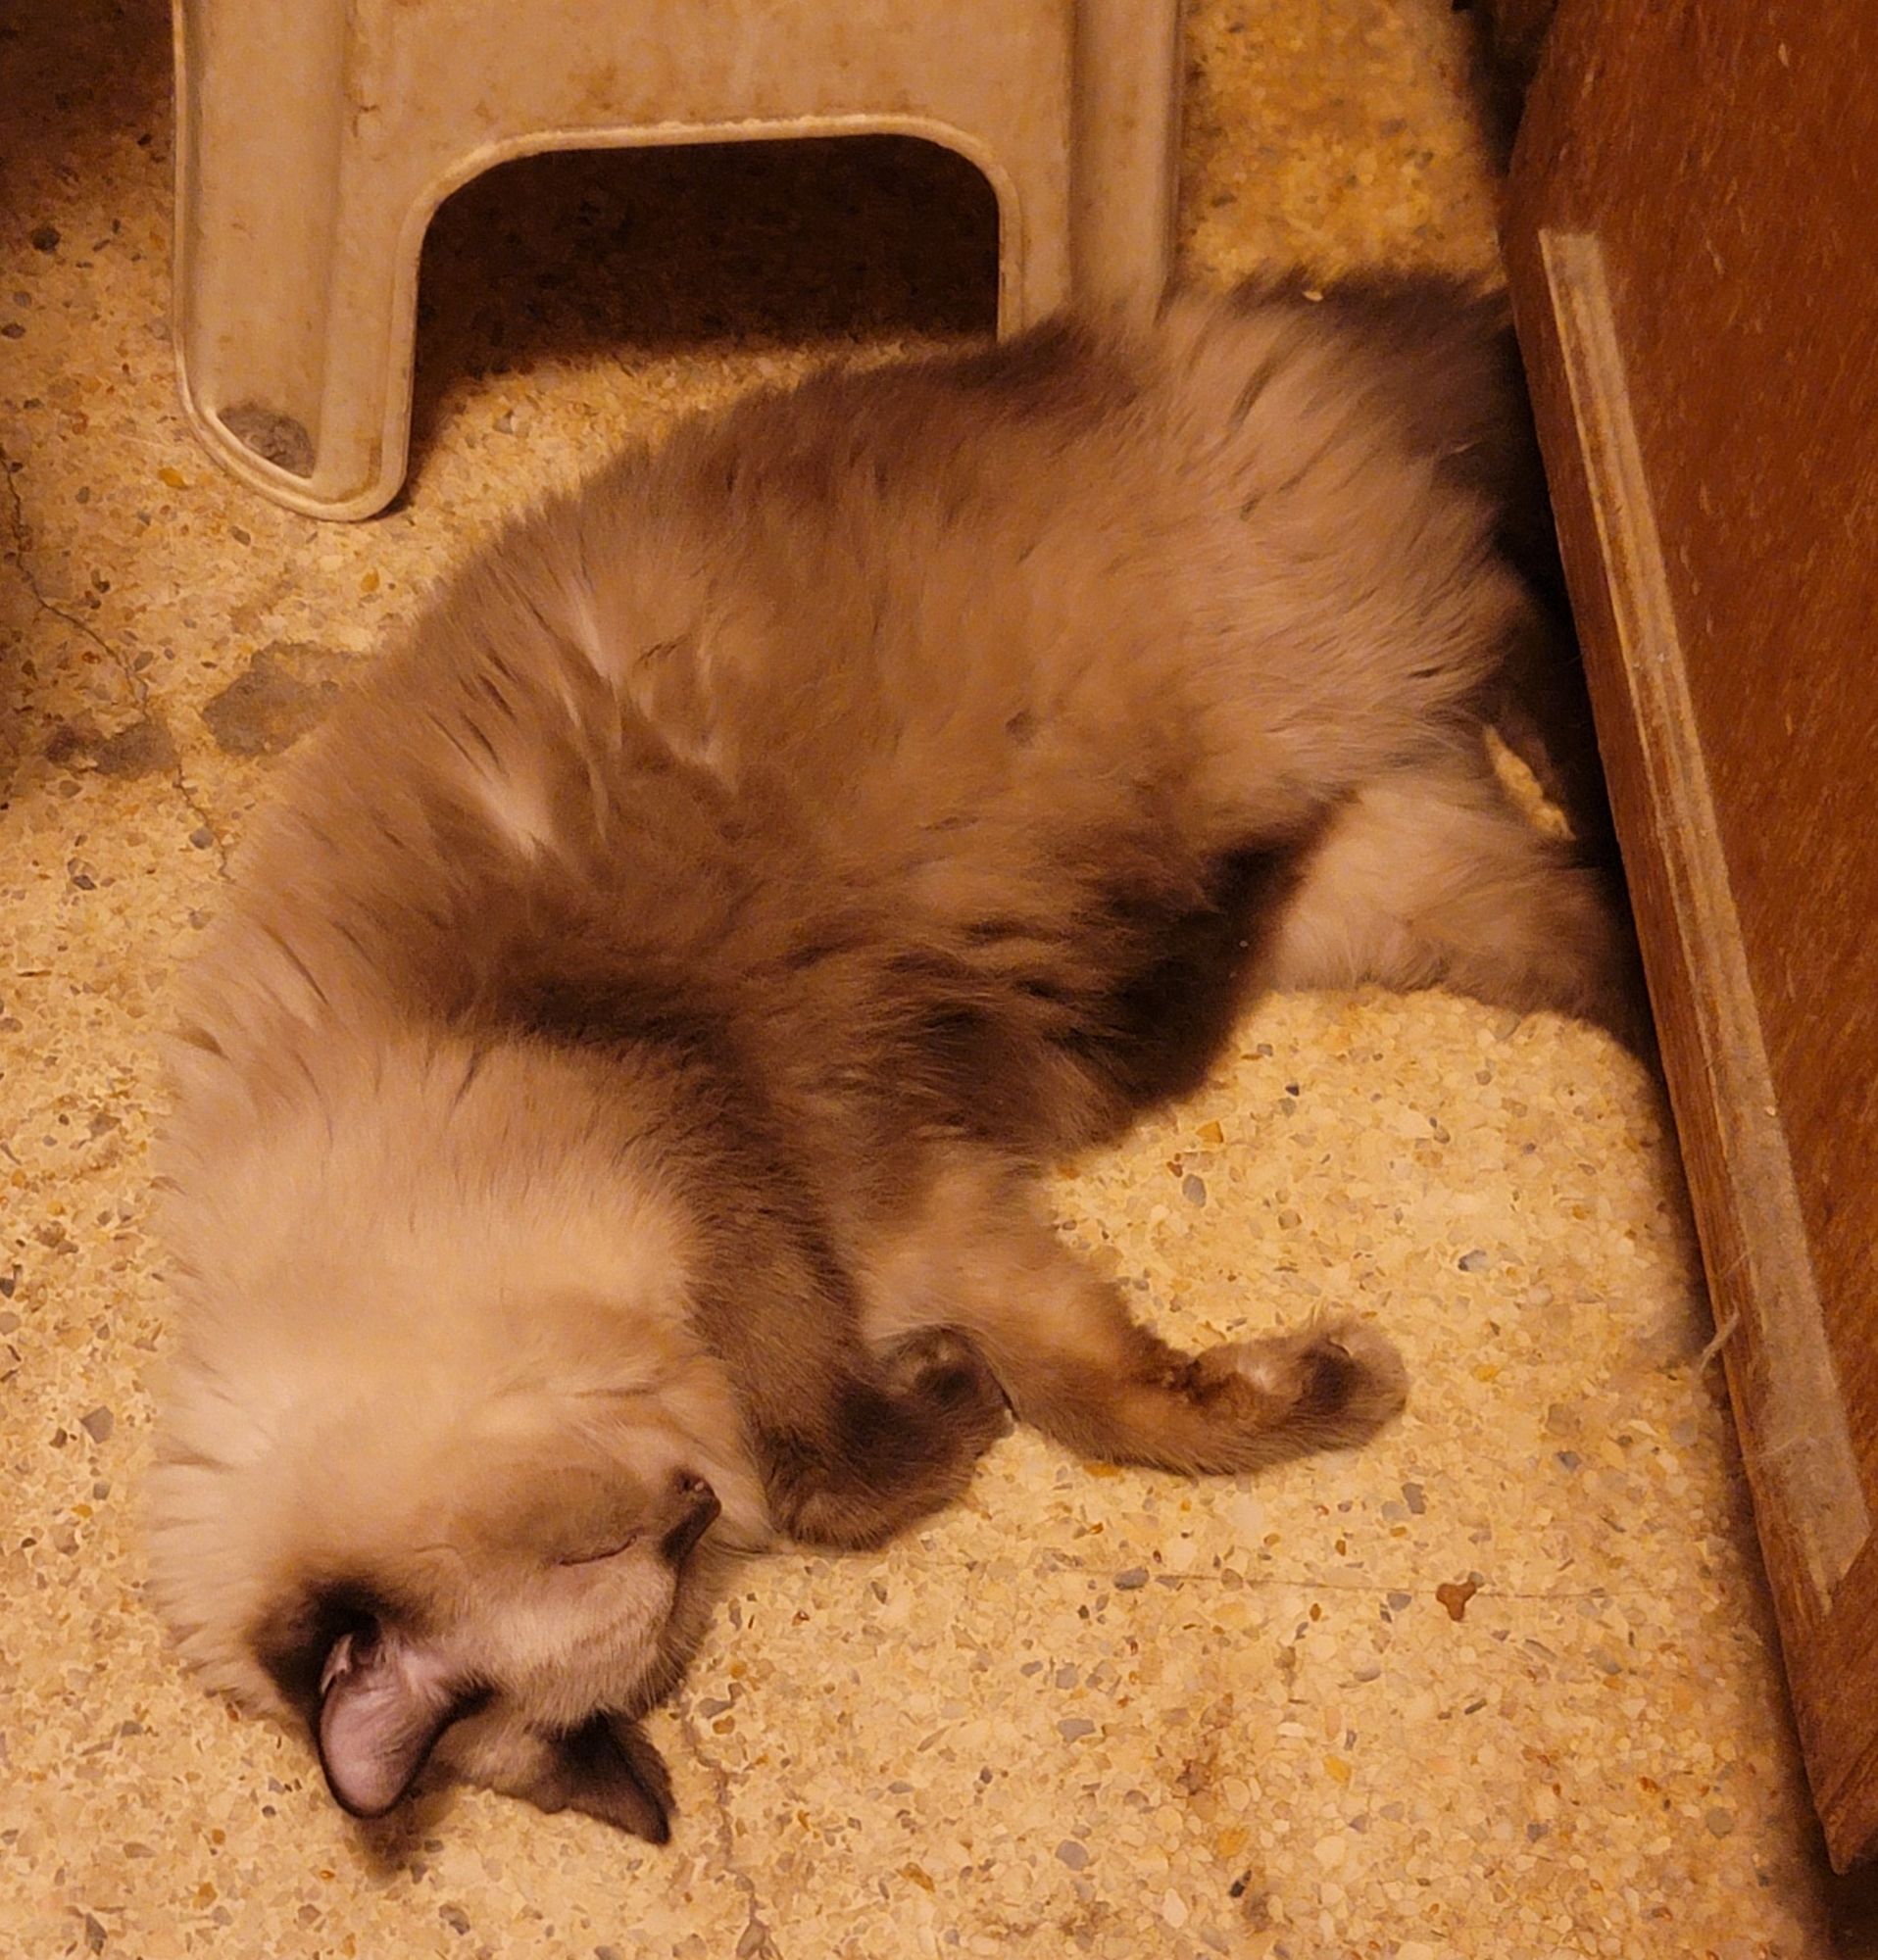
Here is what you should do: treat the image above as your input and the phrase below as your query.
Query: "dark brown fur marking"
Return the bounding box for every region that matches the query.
[154,273,1641,1839]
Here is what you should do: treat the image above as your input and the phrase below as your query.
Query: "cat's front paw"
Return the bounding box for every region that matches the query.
[880,1326,1014,1451]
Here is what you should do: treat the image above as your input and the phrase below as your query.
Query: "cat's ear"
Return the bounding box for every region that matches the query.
[554,1712,674,1843]
[316,1624,469,1818]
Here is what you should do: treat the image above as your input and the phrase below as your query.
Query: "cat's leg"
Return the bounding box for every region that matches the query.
[1265,745,1650,1049]
[689,1242,1012,1552]
[854,1159,1406,1476]
[666,1106,1016,1552]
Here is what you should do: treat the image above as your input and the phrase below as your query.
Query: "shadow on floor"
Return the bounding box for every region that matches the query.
[408,135,1001,477]
[1825,1860,1878,1956]
[1,0,172,199]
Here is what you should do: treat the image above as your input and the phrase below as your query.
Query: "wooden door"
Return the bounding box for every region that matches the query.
[1503,0,1878,1870]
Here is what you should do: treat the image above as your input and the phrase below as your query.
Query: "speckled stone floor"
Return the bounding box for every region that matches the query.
[1,3,1866,1957]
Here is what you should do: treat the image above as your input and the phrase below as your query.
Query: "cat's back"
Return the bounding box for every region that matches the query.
[188,282,1524,1075]
[565,284,1519,840]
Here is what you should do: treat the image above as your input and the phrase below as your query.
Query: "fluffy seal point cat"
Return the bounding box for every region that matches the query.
[149,273,1641,1840]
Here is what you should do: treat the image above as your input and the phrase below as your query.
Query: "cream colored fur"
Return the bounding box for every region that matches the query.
[148,276,1638,1838]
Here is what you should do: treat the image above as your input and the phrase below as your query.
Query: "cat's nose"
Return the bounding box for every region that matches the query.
[659,1474,719,1565]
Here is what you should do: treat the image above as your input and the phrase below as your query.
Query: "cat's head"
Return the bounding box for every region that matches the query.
[150,1033,769,1840]
[244,1389,743,1840]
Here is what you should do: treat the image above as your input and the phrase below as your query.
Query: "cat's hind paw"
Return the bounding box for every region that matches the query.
[1191,1316,1408,1456]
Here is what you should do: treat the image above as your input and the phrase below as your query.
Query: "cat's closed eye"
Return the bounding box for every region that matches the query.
[554,1532,645,1567]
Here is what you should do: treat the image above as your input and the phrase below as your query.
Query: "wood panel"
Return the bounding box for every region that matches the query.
[1504,0,1878,1869]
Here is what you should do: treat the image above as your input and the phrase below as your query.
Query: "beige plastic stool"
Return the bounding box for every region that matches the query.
[170,0,1185,521]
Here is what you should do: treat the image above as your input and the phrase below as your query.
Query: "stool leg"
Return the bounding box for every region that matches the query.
[173,0,419,518]
[971,135,1072,335]
[1072,0,1185,317]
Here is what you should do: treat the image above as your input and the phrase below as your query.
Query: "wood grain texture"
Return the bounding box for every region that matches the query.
[1505,0,1878,1870]
[1540,228,1867,1595]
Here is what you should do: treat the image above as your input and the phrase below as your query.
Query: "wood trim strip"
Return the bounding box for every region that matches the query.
[1540,226,1869,1604]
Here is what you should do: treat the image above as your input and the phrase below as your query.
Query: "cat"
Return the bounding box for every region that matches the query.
[147,271,1640,1843]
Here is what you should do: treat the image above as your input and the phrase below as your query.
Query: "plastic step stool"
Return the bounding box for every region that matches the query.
[170,0,1185,520]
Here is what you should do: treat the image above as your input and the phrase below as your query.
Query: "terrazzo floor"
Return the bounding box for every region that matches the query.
[2,2,1869,1956]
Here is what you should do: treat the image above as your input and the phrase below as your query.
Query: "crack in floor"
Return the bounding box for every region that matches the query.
[673,1700,783,1960]
[766,1546,1737,1609]
[3,448,232,879]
